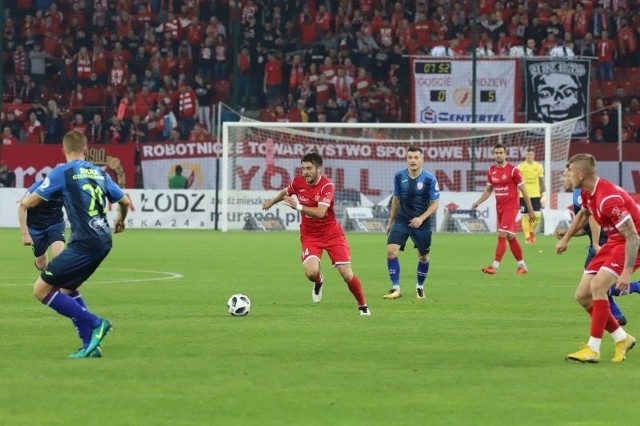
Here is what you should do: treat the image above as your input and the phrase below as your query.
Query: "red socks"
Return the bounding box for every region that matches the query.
[495,236,507,262]
[508,237,523,261]
[347,275,366,306]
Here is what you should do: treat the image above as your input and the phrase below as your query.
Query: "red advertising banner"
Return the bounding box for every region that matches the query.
[0,144,136,188]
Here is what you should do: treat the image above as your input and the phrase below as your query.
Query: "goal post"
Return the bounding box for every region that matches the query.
[221,120,579,233]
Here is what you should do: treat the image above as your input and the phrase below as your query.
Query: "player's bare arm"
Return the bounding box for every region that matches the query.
[589,216,603,252]
[114,196,130,234]
[472,185,493,209]
[517,183,536,223]
[262,189,288,210]
[556,208,590,254]
[19,193,44,209]
[17,202,33,246]
[616,217,640,292]
[283,195,329,219]
[410,200,439,228]
[386,196,400,234]
[554,227,586,239]
[539,175,546,207]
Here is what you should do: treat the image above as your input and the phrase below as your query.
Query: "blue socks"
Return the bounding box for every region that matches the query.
[387,258,431,287]
[387,257,400,286]
[417,260,430,286]
[43,290,100,330]
[69,291,92,348]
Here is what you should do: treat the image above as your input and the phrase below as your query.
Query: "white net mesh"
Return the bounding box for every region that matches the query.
[221,120,578,232]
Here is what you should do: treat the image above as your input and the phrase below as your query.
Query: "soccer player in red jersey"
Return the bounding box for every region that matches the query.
[557,154,638,363]
[472,143,535,275]
[262,152,371,315]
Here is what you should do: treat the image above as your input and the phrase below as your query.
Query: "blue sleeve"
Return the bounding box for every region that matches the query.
[105,173,125,203]
[392,172,401,196]
[27,180,42,195]
[429,174,440,201]
[34,167,65,201]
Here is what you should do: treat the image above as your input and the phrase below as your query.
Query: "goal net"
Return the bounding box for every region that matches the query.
[221,120,579,233]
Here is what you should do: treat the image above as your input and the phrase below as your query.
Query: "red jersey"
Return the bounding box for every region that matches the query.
[581,178,640,244]
[487,163,523,211]
[286,174,341,238]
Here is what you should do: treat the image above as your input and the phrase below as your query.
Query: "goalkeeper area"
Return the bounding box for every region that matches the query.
[222,120,579,233]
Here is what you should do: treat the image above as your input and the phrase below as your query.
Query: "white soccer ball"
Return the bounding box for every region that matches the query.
[227,294,251,316]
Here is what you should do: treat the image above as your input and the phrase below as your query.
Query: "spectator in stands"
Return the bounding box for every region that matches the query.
[168,128,181,142]
[2,127,19,145]
[108,116,124,144]
[18,74,41,104]
[194,74,215,132]
[331,67,353,109]
[616,18,637,68]
[23,112,44,145]
[597,30,617,81]
[69,113,88,135]
[89,114,107,145]
[2,111,21,144]
[158,103,178,141]
[577,32,597,58]
[264,50,284,107]
[188,121,212,142]
[0,161,16,187]
[237,46,251,107]
[126,114,147,145]
[28,43,51,84]
[177,81,198,139]
[595,113,619,143]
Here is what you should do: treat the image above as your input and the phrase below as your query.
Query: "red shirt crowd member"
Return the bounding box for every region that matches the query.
[472,143,535,275]
[558,154,640,363]
[75,46,92,81]
[262,152,371,316]
[178,82,198,120]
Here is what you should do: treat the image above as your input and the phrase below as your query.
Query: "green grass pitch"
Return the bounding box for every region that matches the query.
[1,229,640,425]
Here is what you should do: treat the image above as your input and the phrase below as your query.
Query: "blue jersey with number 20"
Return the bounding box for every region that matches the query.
[35,159,125,250]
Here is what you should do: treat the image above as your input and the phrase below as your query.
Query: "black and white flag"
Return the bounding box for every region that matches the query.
[524,58,590,137]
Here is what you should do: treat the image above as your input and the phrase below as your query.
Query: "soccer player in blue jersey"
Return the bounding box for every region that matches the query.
[383,146,440,300]
[19,130,130,358]
[18,179,66,271]
[555,163,640,326]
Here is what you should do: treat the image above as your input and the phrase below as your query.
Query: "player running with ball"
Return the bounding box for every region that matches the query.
[262,152,371,316]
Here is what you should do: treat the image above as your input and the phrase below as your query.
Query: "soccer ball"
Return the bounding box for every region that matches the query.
[227,294,251,316]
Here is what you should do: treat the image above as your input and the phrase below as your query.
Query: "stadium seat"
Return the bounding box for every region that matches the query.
[599,81,616,100]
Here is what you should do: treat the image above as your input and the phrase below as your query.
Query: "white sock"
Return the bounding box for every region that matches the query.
[517,260,527,268]
[611,328,628,342]
[588,337,602,353]
[491,261,500,269]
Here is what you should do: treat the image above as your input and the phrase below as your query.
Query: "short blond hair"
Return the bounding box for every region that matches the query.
[62,130,88,154]
[568,153,597,178]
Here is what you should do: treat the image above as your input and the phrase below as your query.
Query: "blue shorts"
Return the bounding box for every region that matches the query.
[41,245,111,290]
[29,222,66,257]
[387,222,432,256]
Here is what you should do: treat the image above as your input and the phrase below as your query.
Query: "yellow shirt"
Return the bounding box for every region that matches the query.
[517,161,544,198]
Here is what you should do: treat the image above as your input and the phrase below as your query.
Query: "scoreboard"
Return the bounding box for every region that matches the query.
[411,59,518,123]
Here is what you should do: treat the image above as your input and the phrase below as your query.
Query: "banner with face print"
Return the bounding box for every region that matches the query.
[524,58,590,137]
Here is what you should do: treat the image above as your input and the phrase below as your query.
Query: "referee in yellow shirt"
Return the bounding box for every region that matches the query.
[517,147,545,243]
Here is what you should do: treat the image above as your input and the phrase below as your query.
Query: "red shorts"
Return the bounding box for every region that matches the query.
[301,232,351,266]
[586,241,640,277]
[496,207,518,234]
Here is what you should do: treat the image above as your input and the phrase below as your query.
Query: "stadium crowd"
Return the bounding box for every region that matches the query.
[2,0,640,153]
